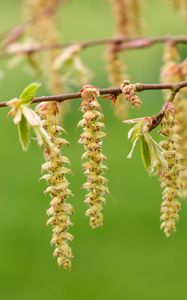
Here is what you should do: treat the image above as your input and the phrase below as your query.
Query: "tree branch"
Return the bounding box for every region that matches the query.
[1,35,187,60]
[0,80,186,108]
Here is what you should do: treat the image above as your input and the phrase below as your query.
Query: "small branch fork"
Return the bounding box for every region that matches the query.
[0,80,185,108]
[149,88,179,132]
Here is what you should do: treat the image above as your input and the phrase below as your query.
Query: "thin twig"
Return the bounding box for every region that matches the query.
[1,35,187,60]
[149,89,179,131]
[0,81,186,108]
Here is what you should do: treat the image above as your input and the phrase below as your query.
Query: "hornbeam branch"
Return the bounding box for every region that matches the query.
[1,35,187,60]
[0,81,186,108]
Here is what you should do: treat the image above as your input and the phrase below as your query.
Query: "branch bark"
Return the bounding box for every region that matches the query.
[0,80,186,108]
[1,35,187,60]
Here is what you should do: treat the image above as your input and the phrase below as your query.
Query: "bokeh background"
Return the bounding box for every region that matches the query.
[0,1,187,299]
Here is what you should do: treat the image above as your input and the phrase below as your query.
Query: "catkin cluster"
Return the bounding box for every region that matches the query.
[174,95,187,199]
[23,0,62,94]
[110,0,143,35]
[159,102,182,237]
[110,0,130,36]
[161,42,187,199]
[107,0,143,119]
[172,0,180,9]
[78,86,108,229]
[175,59,187,198]
[171,0,187,21]
[160,41,182,95]
[106,43,129,119]
[129,0,143,35]
[36,101,73,270]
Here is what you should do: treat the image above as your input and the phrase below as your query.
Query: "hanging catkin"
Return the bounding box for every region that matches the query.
[23,0,63,94]
[36,101,74,270]
[78,86,108,228]
[159,102,182,236]
[160,42,187,200]
[107,0,143,119]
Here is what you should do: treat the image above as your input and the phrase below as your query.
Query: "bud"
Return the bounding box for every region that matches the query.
[120,80,142,108]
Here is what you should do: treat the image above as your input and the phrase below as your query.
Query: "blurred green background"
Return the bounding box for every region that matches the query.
[0,1,187,299]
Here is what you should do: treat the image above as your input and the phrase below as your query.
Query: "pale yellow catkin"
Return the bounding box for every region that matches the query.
[171,0,187,21]
[107,0,143,119]
[36,101,74,270]
[160,42,182,97]
[108,0,130,120]
[159,103,182,237]
[110,0,130,35]
[180,0,187,21]
[160,42,182,111]
[23,0,62,94]
[129,0,143,35]
[106,44,129,119]
[172,0,180,9]
[174,96,187,198]
[110,0,143,35]
[160,42,187,199]
[78,86,108,229]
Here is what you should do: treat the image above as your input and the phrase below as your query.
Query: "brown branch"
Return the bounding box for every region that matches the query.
[1,35,187,60]
[0,80,186,108]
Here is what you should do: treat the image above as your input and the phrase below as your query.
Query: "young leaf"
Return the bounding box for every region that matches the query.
[127,136,139,159]
[18,115,30,151]
[20,82,41,104]
[140,135,151,172]
[143,133,168,174]
[127,123,142,159]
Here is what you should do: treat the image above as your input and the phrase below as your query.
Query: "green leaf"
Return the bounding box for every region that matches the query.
[140,135,151,172]
[144,133,167,172]
[20,82,41,104]
[127,120,145,141]
[127,136,140,159]
[131,128,141,142]
[127,126,141,159]
[18,115,30,151]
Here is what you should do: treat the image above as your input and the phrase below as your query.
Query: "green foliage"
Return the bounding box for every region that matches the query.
[18,115,30,151]
[20,82,41,104]
[125,118,167,175]
[8,83,56,152]
[140,135,151,172]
